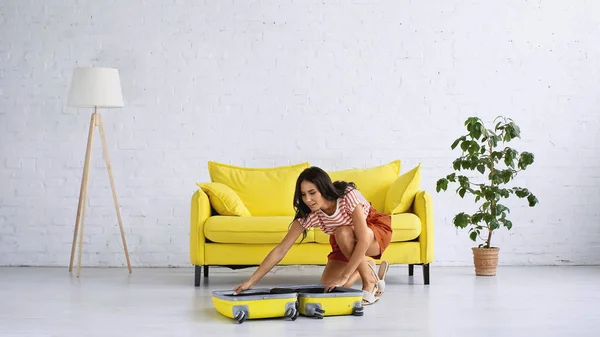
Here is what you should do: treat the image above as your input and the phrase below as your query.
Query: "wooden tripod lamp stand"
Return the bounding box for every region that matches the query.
[67,67,132,277]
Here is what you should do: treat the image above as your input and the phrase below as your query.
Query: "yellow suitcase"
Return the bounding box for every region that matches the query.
[211,289,299,324]
[270,285,364,318]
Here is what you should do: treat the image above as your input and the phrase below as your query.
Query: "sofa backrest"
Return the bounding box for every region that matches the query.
[206,160,409,217]
[328,160,401,212]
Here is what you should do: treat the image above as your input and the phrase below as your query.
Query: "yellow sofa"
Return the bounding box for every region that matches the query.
[190,160,434,286]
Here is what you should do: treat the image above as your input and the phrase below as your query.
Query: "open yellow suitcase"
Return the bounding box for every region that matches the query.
[212,285,364,323]
[211,288,299,323]
[271,285,364,318]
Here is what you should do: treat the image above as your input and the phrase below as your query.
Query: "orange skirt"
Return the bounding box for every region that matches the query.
[328,206,393,262]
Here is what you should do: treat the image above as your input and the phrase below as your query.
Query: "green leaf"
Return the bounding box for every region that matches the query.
[503,219,513,230]
[436,178,448,192]
[472,212,485,224]
[458,175,470,188]
[484,188,497,201]
[527,194,539,207]
[468,142,480,155]
[506,121,521,140]
[458,188,466,198]
[477,164,485,174]
[454,213,471,228]
[466,117,484,140]
[504,147,517,168]
[465,117,479,127]
[466,117,477,130]
[490,171,503,185]
[514,187,529,198]
[470,156,480,170]
[461,140,470,151]
[447,173,456,182]
[451,136,466,150]
[491,151,503,162]
[490,218,500,230]
[481,127,489,138]
[490,135,499,147]
[473,190,483,199]
[495,203,510,216]
[490,169,513,185]
[472,123,482,139]
[453,158,462,171]
[501,169,514,184]
[518,152,535,169]
[469,231,478,242]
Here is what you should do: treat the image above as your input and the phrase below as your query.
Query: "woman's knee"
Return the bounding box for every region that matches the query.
[334,226,355,253]
[334,226,355,244]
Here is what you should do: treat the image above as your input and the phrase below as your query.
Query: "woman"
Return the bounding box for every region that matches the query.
[233,167,392,304]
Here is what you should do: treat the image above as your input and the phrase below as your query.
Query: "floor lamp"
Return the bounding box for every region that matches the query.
[67,67,132,277]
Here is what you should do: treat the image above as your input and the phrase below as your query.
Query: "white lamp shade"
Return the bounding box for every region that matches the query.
[68,67,124,108]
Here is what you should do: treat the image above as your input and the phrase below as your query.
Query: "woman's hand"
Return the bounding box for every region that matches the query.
[324,275,350,292]
[233,280,253,295]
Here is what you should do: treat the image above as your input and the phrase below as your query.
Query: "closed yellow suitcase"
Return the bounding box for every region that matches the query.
[211,289,299,324]
[270,285,364,318]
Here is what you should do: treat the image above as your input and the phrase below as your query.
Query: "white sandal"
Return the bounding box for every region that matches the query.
[362,262,382,305]
[362,287,379,305]
[376,260,389,297]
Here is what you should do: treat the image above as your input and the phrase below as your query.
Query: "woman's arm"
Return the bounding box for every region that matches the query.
[233,219,305,294]
[341,204,371,278]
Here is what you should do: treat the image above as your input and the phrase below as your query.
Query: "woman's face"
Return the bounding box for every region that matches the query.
[300,180,326,212]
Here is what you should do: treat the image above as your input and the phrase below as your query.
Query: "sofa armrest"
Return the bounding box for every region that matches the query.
[190,188,211,266]
[413,190,434,263]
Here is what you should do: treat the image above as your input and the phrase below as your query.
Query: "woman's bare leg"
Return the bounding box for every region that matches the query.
[333,226,380,293]
[345,269,362,287]
[320,260,346,284]
[320,260,362,287]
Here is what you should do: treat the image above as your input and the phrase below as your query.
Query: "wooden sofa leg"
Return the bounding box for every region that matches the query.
[423,264,430,285]
[204,265,209,278]
[408,264,414,276]
[194,265,201,287]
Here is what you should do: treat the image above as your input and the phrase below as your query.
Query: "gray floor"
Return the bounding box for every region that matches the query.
[0,265,599,337]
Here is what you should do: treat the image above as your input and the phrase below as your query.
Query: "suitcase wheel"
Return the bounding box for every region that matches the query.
[234,309,247,324]
[352,307,364,316]
[313,308,325,319]
[285,307,299,321]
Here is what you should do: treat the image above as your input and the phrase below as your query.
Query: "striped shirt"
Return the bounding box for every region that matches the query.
[299,187,370,235]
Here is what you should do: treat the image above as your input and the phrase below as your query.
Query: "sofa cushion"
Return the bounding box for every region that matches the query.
[328,160,401,212]
[204,216,315,244]
[385,163,421,214]
[389,213,422,241]
[208,161,309,216]
[197,182,251,216]
[313,212,421,244]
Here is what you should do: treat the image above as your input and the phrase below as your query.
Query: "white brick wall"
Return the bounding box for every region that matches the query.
[1,0,599,267]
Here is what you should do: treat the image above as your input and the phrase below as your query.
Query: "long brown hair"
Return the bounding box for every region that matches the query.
[291,167,356,241]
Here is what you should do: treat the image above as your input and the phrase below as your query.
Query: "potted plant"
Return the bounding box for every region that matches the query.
[436,116,539,276]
